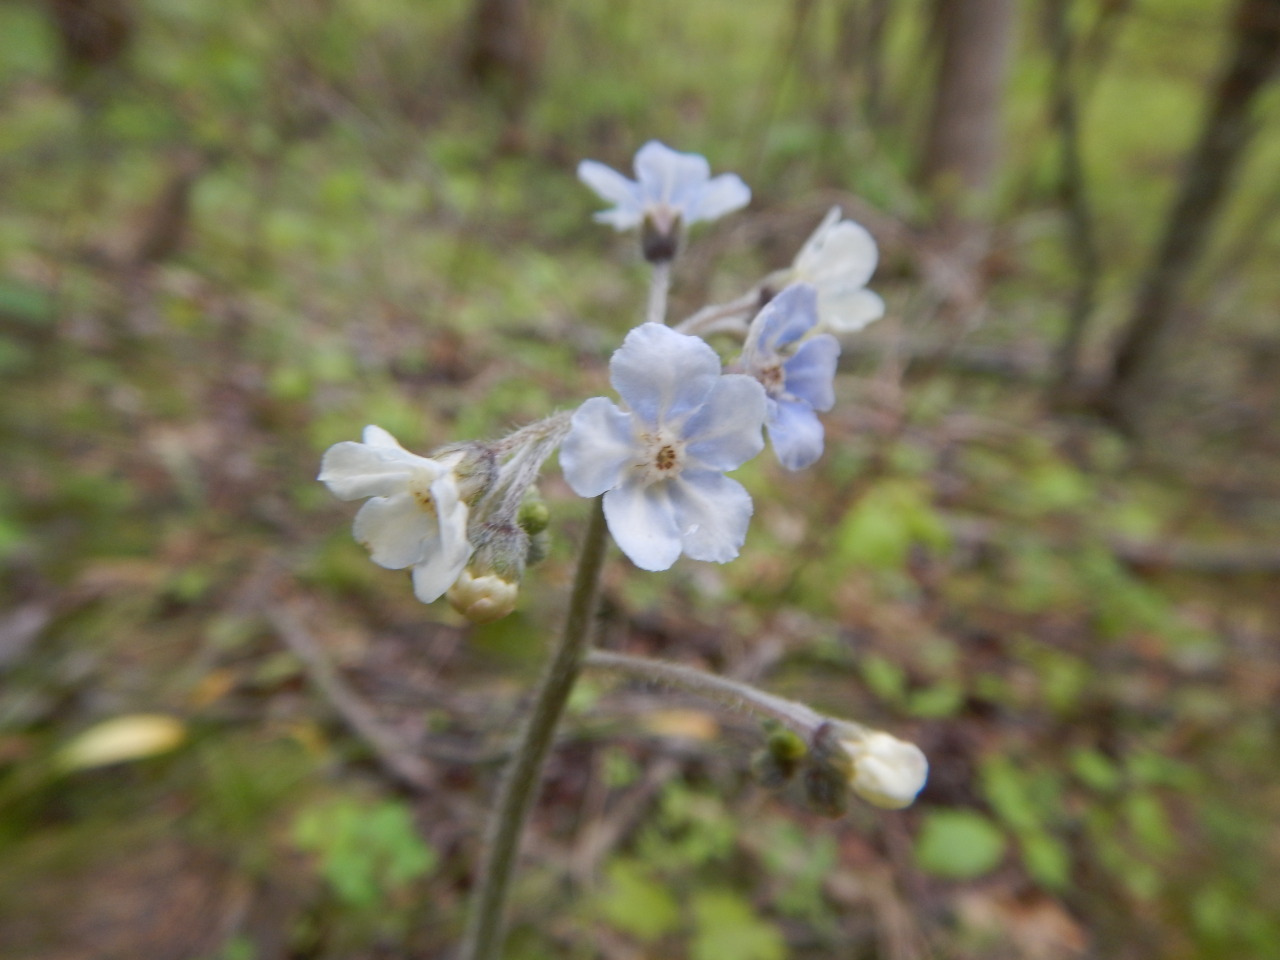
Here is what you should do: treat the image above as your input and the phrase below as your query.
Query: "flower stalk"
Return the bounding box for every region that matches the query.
[459,497,609,960]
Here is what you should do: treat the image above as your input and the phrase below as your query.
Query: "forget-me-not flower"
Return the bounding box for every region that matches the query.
[560,323,766,571]
[578,141,750,257]
[774,207,885,334]
[740,284,840,471]
[319,425,474,603]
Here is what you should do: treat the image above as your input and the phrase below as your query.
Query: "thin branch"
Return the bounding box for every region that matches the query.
[266,605,434,792]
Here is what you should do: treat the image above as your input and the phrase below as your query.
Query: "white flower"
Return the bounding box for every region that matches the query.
[318,425,473,603]
[781,207,885,334]
[840,730,929,810]
[560,323,766,572]
[577,140,751,236]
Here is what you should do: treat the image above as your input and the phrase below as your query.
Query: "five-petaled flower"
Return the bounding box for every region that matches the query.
[774,207,885,335]
[740,283,840,471]
[578,140,750,259]
[318,425,473,603]
[560,323,766,572]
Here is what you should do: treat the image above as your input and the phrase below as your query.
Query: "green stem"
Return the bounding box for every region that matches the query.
[459,497,609,960]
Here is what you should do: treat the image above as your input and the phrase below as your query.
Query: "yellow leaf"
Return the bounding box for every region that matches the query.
[56,714,186,771]
[639,709,720,742]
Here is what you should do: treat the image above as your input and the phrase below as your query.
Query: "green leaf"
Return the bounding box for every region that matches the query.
[596,859,681,942]
[1018,829,1071,890]
[690,890,786,960]
[914,809,1007,879]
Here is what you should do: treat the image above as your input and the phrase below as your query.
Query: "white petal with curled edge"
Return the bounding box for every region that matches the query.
[318,441,415,500]
[821,287,885,334]
[797,218,879,289]
[610,323,720,427]
[669,471,753,564]
[560,398,636,498]
[689,173,751,224]
[603,476,682,571]
[783,334,840,412]
[634,141,711,208]
[767,399,826,471]
[353,493,435,569]
[411,506,473,603]
[682,374,766,472]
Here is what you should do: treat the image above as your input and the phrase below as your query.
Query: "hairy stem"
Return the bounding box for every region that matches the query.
[585,649,849,739]
[647,259,672,325]
[459,497,609,960]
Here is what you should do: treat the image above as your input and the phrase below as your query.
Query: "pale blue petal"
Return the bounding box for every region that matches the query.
[682,374,766,471]
[604,477,683,571]
[669,471,753,563]
[767,399,826,471]
[560,398,636,497]
[353,493,434,569]
[578,160,644,230]
[783,334,840,412]
[688,173,750,224]
[821,287,885,333]
[318,441,415,500]
[753,284,819,354]
[634,141,711,209]
[610,323,720,427]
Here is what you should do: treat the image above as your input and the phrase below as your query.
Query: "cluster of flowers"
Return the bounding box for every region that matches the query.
[318,141,924,809]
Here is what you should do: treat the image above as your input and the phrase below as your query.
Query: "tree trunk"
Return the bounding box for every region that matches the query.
[920,0,1017,206]
[1095,0,1280,428]
[464,0,537,127]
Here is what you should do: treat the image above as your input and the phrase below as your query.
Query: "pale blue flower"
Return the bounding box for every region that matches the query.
[318,426,473,603]
[577,140,751,236]
[740,284,840,471]
[560,323,766,571]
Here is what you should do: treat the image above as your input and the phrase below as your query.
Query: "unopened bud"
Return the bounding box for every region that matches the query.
[839,731,928,810]
[447,570,519,624]
[641,210,681,264]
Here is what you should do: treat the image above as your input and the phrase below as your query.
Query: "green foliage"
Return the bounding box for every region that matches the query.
[595,858,682,942]
[689,890,786,960]
[914,809,1008,880]
[291,795,437,910]
[834,480,950,571]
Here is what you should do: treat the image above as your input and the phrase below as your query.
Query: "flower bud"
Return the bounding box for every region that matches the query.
[447,569,519,624]
[839,731,928,810]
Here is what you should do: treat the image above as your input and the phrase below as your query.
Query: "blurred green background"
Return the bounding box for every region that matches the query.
[2,0,1279,957]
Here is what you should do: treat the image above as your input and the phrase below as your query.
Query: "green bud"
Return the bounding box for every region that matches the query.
[517,497,550,536]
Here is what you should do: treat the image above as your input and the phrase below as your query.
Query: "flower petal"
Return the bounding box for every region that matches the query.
[318,441,415,500]
[669,471,753,563]
[797,218,879,289]
[561,398,636,497]
[767,399,827,470]
[688,173,750,224]
[578,160,643,230]
[411,502,472,603]
[783,334,840,412]
[603,476,683,571]
[634,141,711,209]
[820,287,885,334]
[352,493,435,569]
[752,284,819,354]
[610,323,720,426]
[682,374,766,471]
